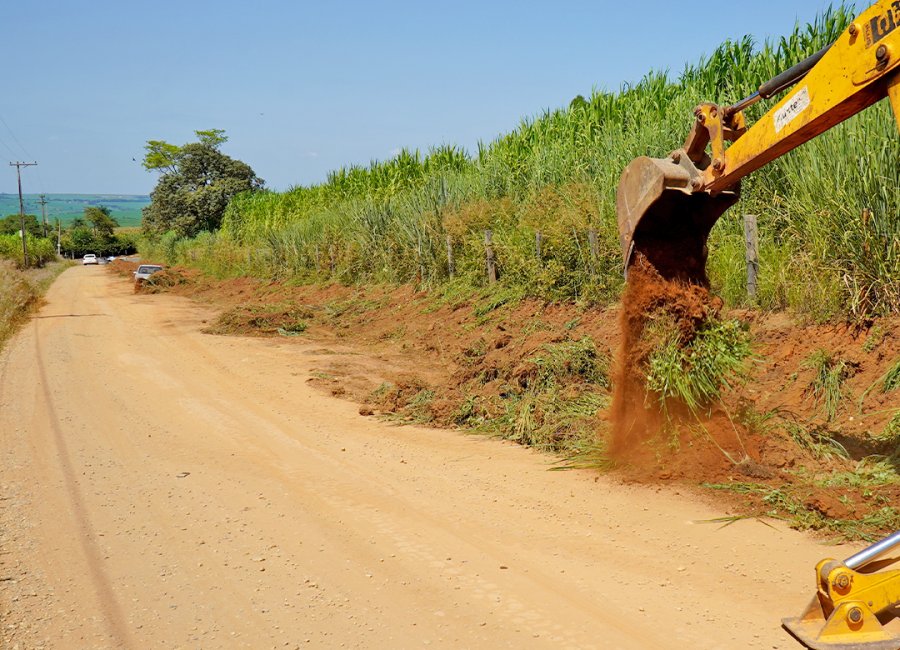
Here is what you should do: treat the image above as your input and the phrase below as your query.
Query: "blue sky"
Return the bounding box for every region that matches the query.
[2,0,845,195]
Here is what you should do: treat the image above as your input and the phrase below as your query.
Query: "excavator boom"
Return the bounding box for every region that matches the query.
[617,0,900,273]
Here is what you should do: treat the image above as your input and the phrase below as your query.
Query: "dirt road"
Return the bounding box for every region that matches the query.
[0,266,856,649]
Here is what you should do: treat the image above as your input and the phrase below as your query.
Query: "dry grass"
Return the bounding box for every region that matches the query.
[0,260,71,350]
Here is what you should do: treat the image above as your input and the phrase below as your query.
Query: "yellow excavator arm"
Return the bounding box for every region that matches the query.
[614,2,900,648]
[616,0,900,276]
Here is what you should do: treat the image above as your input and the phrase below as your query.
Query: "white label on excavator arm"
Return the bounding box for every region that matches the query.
[774,86,810,133]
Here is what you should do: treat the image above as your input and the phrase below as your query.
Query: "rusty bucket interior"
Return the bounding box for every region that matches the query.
[616,155,739,284]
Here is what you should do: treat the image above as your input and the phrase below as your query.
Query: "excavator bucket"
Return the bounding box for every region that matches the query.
[616,155,739,282]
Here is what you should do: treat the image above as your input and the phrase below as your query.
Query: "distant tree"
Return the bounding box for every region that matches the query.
[141,129,263,237]
[66,226,97,255]
[84,206,119,238]
[0,214,42,237]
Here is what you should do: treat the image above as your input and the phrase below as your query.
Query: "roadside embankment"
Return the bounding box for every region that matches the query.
[0,259,71,351]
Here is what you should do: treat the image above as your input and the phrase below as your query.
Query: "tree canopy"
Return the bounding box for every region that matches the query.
[0,214,42,237]
[54,205,135,257]
[141,129,262,237]
[84,206,119,238]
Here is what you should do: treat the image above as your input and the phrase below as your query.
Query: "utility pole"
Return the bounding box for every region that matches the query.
[10,161,38,268]
[56,218,61,256]
[38,193,48,238]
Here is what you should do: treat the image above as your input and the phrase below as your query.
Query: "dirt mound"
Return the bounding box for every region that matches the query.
[609,251,720,455]
[205,302,314,336]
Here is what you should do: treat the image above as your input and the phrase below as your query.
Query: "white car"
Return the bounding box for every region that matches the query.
[82,254,98,265]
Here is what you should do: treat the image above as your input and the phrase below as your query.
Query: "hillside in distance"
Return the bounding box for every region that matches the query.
[0,194,149,228]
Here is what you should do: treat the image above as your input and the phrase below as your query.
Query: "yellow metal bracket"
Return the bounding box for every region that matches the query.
[783,558,900,650]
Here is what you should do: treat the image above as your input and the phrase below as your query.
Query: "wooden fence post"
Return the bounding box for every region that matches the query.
[484,230,497,284]
[416,232,426,284]
[587,228,599,275]
[743,214,758,299]
[446,234,456,278]
[535,230,543,260]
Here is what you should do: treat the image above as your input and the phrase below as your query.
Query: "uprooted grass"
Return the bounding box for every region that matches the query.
[703,479,900,542]
[865,358,900,398]
[645,316,752,416]
[376,334,612,454]
[802,349,856,421]
[205,301,315,336]
[480,336,611,452]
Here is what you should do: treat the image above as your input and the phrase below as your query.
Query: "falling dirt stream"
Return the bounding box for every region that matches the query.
[0,265,858,649]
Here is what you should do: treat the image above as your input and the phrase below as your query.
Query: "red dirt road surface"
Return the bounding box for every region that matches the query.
[0,266,862,649]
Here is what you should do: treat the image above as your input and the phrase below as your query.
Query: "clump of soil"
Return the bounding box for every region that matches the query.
[204,303,314,336]
[609,250,719,455]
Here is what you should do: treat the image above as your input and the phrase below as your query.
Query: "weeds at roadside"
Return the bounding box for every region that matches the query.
[0,260,71,351]
[857,358,900,412]
[452,394,485,427]
[733,400,780,436]
[473,285,526,319]
[645,317,752,416]
[876,411,900,444]
[862,325,885,352]
[795,457,900,490]
[369,380,437,424]
[470,336,610,453]
[702,481,900,542]
[802,349,856,421]
[277,322,307,336]
[529,337,610,390]
[205,302,314,336]
[552,430,614,471]
[780,415,850,461]
[404,389,436,423]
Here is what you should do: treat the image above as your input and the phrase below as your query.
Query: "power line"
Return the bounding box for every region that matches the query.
[0,113,34,161]
[0,133,18,160]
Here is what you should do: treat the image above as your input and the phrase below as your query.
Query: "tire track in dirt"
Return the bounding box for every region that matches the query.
[32,306,135,648]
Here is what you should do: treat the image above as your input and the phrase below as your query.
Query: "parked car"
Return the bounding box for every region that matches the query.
[133,264,164,281]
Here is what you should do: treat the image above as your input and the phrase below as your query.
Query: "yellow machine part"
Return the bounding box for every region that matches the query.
[616,0,900,269]
[889,71,900,129]
[783,559,900,650]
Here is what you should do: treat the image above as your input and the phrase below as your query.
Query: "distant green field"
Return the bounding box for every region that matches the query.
[0,194,150,228]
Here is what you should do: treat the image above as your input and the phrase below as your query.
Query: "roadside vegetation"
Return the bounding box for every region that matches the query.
[0,207,137,264]
[0,259,71,351]
[141,5,897,322]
